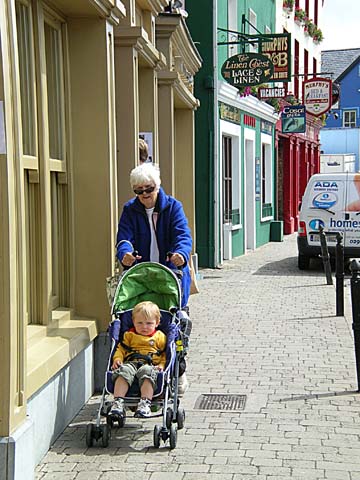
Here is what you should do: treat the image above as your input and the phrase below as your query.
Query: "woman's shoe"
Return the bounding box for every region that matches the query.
[178,372,189,395]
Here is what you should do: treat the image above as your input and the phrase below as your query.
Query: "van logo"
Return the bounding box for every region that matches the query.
[314,181,338,188]
[313,192,338,209]
[309,219,325,231]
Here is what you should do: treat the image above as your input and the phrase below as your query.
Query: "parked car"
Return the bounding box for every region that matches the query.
[297,172,360,269]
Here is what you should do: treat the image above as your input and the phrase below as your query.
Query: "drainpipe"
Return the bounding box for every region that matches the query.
[213,0,219,267]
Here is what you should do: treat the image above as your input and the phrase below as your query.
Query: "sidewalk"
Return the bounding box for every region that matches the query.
[36,234,360,480]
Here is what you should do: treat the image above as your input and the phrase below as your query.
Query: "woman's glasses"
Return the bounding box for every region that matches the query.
[133,185,156,195]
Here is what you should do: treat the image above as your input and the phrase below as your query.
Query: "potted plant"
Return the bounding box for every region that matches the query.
[283,0,294,11]
[313,27,324,44]
[304,18,316,37]
[294,7,306,24]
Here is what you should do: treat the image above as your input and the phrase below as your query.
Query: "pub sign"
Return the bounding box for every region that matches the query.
[260,33,291,82]
[303,78,332,116]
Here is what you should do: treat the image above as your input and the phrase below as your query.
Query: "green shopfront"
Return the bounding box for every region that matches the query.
[218,84,278,261]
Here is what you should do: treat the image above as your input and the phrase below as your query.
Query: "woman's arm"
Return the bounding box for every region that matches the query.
[116,206,136,262]
[169,201,193,265]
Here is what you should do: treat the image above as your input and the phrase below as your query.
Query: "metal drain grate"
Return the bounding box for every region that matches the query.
[194,394,247,411]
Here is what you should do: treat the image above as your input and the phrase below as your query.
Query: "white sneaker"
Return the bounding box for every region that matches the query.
[134,398,152,418]
[178,372,189,395]
[110,397,125,419]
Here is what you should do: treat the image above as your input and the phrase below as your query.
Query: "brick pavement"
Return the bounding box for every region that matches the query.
[36,234,360,480]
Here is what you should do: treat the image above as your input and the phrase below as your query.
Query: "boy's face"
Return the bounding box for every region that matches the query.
[133,312,158,336]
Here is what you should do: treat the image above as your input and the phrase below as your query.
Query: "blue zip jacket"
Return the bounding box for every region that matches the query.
[116,187,192,307]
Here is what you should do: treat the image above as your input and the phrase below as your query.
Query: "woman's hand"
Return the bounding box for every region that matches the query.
[167,252,185,267]
[112,359,122,370]
[122,252,142,267]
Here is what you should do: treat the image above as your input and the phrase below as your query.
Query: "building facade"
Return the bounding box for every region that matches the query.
[321,49,360,171]
[275,0,324,235]
[187,0,278,268]
[0,0,200,478]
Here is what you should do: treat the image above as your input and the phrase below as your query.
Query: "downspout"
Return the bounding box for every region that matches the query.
[213,0,219,267]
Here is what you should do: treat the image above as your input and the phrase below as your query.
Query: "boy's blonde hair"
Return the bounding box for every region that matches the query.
[132,301,161,324]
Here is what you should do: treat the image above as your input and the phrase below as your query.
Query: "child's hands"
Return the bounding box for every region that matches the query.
[155,365,164,371]
[112,359,122,370]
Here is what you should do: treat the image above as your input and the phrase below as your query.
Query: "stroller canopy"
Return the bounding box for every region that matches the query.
[112,262,182,313]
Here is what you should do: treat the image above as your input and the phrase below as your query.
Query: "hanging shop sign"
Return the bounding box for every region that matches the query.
[258,86,286,100]
[303,78,332,116]
[221,52,274,87]
[281,105,306,134]
[260,33,291,82]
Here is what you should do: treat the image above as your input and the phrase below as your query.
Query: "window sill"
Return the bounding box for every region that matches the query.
[261,216,274,223]
[27,308,98,398]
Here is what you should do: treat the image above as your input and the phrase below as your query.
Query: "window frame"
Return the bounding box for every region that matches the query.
[227,0,238,57]
[15,0,70,322]
[260,134,273,222]
[343,110,356,128]
[220,119,241,229]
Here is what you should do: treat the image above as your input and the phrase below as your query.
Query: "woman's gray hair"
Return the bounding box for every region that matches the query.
[130,162,161,189]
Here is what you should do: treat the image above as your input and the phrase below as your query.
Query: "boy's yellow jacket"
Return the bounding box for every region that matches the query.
[113,329,167,369]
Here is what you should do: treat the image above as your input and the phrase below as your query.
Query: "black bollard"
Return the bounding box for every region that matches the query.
[350,259,360,391]
[335,233,344,316]
[319,226,333,285]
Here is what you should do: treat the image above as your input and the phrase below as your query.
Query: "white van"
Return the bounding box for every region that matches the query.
[297,172,360,269]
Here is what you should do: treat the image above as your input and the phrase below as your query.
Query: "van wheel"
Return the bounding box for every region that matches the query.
[298,254,310,270]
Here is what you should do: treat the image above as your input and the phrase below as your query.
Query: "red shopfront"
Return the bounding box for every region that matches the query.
[276,112,322,235]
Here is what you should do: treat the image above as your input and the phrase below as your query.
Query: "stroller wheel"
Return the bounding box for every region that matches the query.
[153,424,161,448]
[117,414,126,428]
[106,416,114,428]
[85,423,95,448]
[165,407,173,429]
[169,424,177,450]
[100,424,110,448]
[176,407,185,430]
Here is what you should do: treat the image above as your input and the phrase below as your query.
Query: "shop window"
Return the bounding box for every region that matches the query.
[223,135,232,223]
[261,141,273,220]
[343,110,356,128]
[44,19,66,161]
[15,1,70,323]
[222,133,240,226]
[248,8,257,53]
[16,0,37,158]
[228,0,238,57]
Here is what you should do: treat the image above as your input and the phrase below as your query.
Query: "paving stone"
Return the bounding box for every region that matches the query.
[36,235,360,480]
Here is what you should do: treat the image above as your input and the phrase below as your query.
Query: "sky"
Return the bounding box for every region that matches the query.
[320,0,360,51]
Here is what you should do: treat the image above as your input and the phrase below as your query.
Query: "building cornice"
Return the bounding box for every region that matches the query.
[218,81,279,124]
[136,0,168,15]
[156,14,202,75]
[114,26,163,68]
[158,71,200,109]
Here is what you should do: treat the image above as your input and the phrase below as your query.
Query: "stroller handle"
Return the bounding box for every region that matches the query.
[122,250,139,271]
[166,252,184,280]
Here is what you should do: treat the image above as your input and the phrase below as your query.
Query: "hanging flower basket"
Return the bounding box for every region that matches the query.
[294,7,307,24]
[304,19,316,37]
[313,27,324,44]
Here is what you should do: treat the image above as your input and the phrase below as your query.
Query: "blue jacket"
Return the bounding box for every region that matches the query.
[116,187,192,307]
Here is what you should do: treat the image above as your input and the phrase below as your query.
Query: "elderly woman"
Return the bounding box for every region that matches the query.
[116,162,192,308]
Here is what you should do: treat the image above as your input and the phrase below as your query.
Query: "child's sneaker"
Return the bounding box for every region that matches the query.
[134,398,152,418]
[109,397,125,418]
